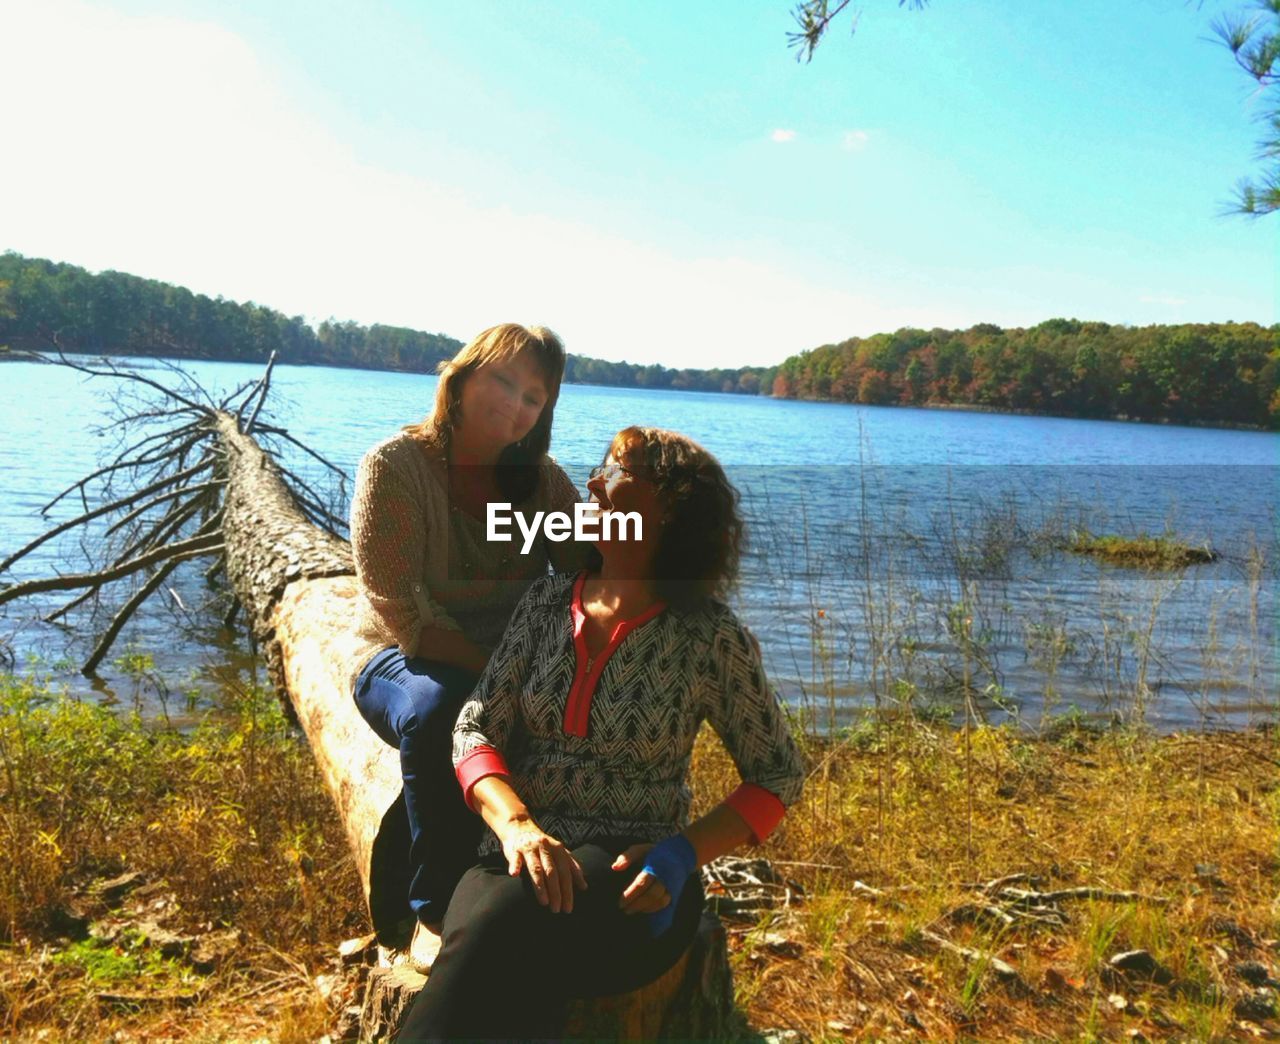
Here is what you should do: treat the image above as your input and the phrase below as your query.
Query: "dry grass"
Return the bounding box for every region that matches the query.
[690,719,1280,1040]
[4,667,1277,1041]
[0,674,365,1041]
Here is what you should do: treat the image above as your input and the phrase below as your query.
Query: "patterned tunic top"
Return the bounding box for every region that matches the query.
[453,572,807,856]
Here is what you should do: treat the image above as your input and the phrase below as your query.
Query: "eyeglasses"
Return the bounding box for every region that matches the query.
[588,461,637,483]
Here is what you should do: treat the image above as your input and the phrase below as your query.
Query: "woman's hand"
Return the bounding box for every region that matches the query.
[498,817,588,914]
[612,844,670,915]
[614,836,697,936]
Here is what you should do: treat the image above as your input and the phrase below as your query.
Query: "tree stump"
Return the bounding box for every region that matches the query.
[564,911,738,1040]
[358,912,737,1042]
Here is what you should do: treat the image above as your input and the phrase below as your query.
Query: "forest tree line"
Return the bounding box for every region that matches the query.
[772,319,1279,428]
[2,252,1276,426]
[0,253,776,396]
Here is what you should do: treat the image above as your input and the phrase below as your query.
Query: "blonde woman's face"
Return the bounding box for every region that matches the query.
[457,349,549,452]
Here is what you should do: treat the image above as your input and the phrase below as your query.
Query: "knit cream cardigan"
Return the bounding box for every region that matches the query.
[346,430,586,691]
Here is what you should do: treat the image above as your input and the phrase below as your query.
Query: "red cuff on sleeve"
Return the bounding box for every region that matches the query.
[725,782,787,843]
[456,746,511,811]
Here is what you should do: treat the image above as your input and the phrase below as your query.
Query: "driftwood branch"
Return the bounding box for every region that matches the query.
[919,928,1021,983]
[851,872,1172,949]
[999,885,1170,906]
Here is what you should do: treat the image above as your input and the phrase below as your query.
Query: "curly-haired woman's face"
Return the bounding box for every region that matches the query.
[457,350,548,453]
[585,445,666,548]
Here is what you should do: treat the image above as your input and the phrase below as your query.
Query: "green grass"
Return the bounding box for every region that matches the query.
[1067,530,1218,568]
[51,930,194,987]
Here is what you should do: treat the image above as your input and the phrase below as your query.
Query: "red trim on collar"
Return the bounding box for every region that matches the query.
[563,571,667,738]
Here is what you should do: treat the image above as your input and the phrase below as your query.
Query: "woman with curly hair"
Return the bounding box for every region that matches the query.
[397,426,806,1041]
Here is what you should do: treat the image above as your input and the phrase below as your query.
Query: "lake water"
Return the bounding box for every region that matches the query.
[2,356,1276,731]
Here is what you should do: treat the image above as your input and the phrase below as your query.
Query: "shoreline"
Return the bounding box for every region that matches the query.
[3,344,1274,433]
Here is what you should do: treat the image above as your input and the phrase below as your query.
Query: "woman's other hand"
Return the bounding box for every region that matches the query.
[614,835,697,935]
[499,818,588,913]
[612,844,670,914]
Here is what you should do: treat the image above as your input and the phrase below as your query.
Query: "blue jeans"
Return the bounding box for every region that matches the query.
[354,648,481,928]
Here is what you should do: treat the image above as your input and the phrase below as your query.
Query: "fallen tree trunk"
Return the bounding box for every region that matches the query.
[213,413,404,925]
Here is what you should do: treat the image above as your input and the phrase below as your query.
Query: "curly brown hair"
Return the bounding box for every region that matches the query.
[595,426,744,611]
[404,323,566,502]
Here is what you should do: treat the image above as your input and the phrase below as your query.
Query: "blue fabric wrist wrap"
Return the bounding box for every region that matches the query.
[641,834,697,936]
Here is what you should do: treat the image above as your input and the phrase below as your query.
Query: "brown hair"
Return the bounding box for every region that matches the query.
[406,323,566,501]
[598,426,744,611]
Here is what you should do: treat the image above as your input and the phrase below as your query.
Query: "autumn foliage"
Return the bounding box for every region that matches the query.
[771,318,1279,428]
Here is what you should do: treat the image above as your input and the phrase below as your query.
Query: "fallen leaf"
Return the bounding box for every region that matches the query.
[1042,967,1069,992]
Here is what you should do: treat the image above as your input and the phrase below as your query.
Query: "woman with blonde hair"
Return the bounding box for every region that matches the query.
[349,323,586,935]
[397,426,806,1040]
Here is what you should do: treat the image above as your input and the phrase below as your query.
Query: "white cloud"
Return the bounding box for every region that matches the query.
[0,2,911,369]
[770,128,797,143]
[841,129,870,151]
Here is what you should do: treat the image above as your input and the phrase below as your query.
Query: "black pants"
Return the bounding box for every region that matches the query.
[395,838,704,1042]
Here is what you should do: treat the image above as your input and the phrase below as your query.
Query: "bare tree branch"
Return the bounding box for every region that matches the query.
[217,378,260,412]
[79,510,227,673]
[9,353,350,676]
[0,531,224,605]
[41,432,207,515]
[114,490,212,562]
[102,479,227,539]
[42,492,221,623]
[277,465,349,535]
[3,458,216,573]
[100,418,204,475]
[43,585,100,625]
[82,557,185,675]
[241,350,277,434]
[46,347,211,416]
[256,423,349,478]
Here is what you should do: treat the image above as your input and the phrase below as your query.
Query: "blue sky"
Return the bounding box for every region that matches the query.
[2,0,1274,367]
